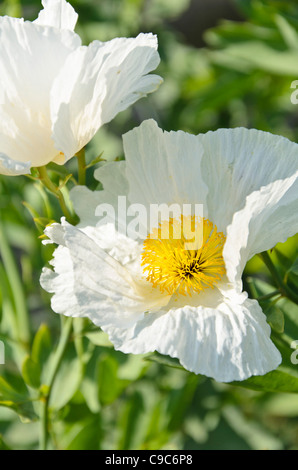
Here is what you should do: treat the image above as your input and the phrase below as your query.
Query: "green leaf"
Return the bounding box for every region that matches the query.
[266,305,285,334]
[167,374,199,432]
[97,355,129,406]
[290,257,298,276]
[117,391,144,450]
[118,354,149,381]
[204,20,278,48]
[0,376,21,401]
[279,297,298,341]
[222,406,283,450]
[145,352,185,371]
[31,323,52,369]
[0,224,30,345]
[231,368,298,394]
[286,255,298,287]
[0,434,11,450]
[66,417,101,450]
[22,355,41,389]
[275,14,298,51]
[80,351,101,413]
[22,201,41,220]
[142,402,170,450]
[85,330,112,347]
[147,0,191,21]
[0,376,37,422]
[273,248,294,275]
[49,344,82,411]
[215,40,298,76]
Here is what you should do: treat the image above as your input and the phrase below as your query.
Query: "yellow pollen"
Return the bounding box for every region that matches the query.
[141,215,226,296]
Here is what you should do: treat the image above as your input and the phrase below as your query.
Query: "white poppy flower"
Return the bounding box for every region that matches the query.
[40,119,298,382]
[0,0,162,176]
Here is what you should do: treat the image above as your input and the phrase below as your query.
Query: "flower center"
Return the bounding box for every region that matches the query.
[141,215,226,296]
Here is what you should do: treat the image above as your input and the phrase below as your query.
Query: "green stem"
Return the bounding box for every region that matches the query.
[259,251,298,305]
[37,166,77,225]
[73,318,87,380]
[40,316,73,450]
[76,148,86,186]
[257,290,281,302]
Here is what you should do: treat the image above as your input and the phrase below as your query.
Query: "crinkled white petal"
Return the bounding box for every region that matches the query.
[34,0,78,30]
[40,221,170,329]
[0,17,80,120]
[122,121,298,233]
[0,16,80,169]
[99,34,162,124]
[47,219,143,273]
[122,119,208,218]
[198,127,298,232]
[70,161,129,230]
[0,153,31,176]
[50,34,162,160]
[224,172,298,290]
[105,294,281,382]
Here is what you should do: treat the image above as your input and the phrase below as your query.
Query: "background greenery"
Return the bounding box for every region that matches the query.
[1,0,298,450]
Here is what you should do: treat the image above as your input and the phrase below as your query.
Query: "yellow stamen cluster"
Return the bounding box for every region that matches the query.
[141,216,226,296]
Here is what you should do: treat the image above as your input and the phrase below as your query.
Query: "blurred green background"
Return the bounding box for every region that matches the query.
[1,0,298,450]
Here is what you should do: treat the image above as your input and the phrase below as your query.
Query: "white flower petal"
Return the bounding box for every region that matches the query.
[122,119,208,214]
[43,220,67,246]
[70,161,129,228]
[0,153,31,176]
[0,16,80,169]
[34,0,78,30]
[0,17,80,117]
[34,0,78,31]
[105,294,281,382]
[123,122,298,233]
[224,172,298,289]
[51,35,162,159]
[41,245,80,315]
[199,127,298,231]
[99,34,162,124]
[40,221,170,329]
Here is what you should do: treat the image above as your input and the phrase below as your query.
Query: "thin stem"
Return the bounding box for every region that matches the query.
[39,391,49,451]
[37,166,77,225]
[40,316,73,450]
[73,318,87,380]
[257,289,281,302]
[76,148,86,186]
[259,251,298,305]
